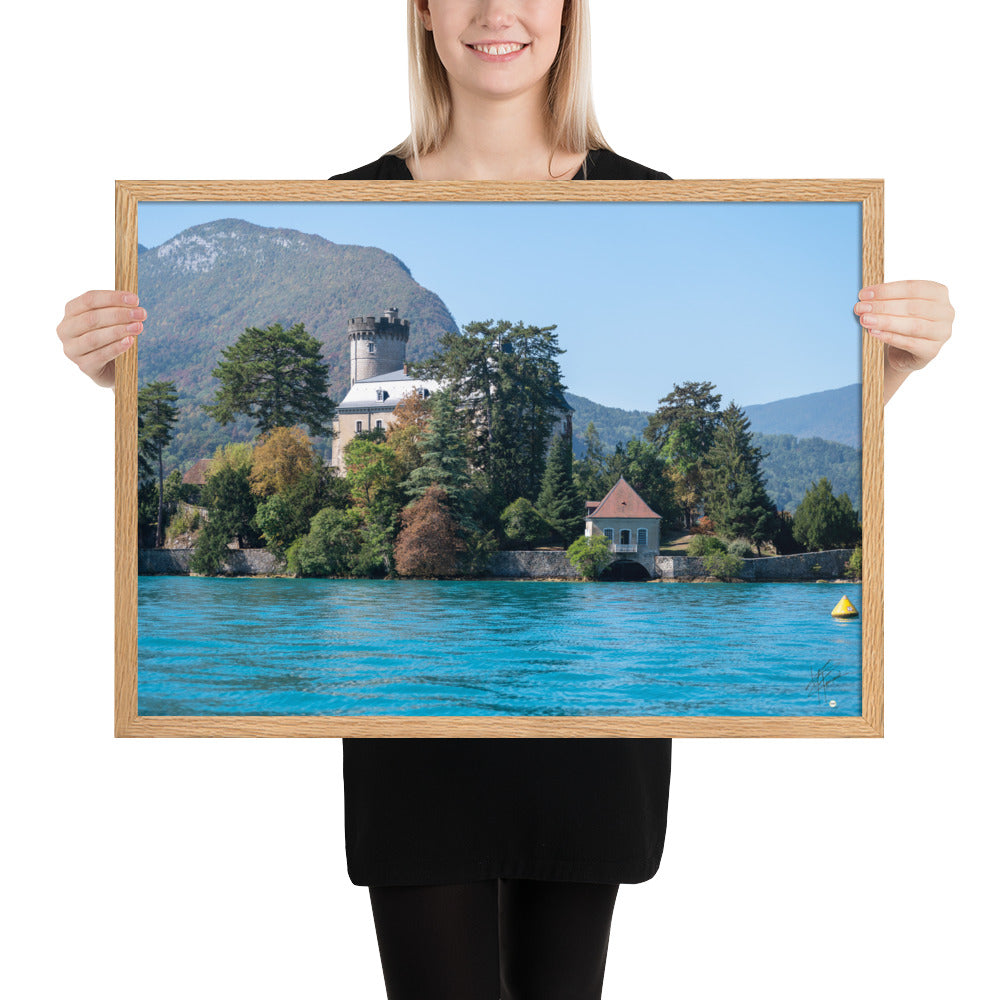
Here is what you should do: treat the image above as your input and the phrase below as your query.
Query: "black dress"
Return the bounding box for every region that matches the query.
[330,148,673,887]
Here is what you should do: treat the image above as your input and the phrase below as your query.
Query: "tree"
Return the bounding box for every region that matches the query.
[203,322,336,435]
[191,443,261,574]
[249,426,317,497]
[411,318,568,511]
[702,402,780,551]
[600,437,677,528]
[394,486,465,578]
[573,421,607,507]
[500,497,549,549]
[644,381,723,529]
[567,533,613,580]
[137,379,180,547]
[405,388,477,529]
[286,506,366,578]
[644,381,723,453]
[254,458,343,556]
[536,434,583,547]
[385,388,434,479]
[792,477,862,551]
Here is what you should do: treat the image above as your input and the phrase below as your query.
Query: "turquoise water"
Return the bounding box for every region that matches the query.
[137,578,862,716]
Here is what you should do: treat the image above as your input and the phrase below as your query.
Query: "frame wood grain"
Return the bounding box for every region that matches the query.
[115,179,883,738]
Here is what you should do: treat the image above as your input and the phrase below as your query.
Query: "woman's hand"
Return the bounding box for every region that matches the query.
[854,280,954,403]
[57,290,146,390]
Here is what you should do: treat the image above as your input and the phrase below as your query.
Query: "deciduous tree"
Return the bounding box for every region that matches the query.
[394,486,465,578]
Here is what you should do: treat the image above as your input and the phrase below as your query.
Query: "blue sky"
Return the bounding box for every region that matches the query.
[139,200,862,411]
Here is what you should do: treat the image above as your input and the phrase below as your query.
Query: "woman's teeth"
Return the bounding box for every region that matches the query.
[470,43,527,55]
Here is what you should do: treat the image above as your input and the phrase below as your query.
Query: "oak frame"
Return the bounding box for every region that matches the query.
[115,179,884,738]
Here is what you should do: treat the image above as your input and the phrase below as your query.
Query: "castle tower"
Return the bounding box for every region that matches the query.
[348,307,410,385]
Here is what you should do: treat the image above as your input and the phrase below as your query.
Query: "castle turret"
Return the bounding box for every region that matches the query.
[348,307,410,385]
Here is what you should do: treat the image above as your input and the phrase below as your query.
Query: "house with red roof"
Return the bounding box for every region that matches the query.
[584,478,661,555]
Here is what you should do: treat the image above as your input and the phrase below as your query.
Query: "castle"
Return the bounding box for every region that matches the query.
[330,308,441,472]
[330,307,572,473]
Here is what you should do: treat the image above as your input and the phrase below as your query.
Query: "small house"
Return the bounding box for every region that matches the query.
[585,477,661,553]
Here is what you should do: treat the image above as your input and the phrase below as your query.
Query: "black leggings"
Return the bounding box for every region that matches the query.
[368,878,620,1000]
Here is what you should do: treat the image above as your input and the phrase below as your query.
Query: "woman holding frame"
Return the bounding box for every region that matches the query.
[57,2,953,997]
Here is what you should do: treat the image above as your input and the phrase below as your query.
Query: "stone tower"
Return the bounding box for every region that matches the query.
[348,307,410,385]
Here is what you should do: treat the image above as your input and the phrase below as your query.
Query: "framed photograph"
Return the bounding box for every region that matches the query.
[115,179,883,738]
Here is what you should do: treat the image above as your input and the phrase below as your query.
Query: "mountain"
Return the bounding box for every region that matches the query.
[137,218,459,468]
[566,386,861,513]
[743,383,860,448]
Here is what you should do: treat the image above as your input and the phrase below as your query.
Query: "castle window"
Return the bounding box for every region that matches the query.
[376,389,385,401]
[367,342,375,353]
[603,528,613,541]
[375,420,383,429]
[637,529,648,546]
[620,529,631,545]
[355,421,362,433]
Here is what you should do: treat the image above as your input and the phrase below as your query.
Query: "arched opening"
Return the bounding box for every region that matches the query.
[599,560,651,582]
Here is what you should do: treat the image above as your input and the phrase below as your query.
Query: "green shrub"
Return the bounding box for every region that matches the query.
[688,534,728,557]
[500,497,549,549]
[727,538,754,558]
[846,545,862,581]
[567,534,613,580]
[701,550,745,581]
[165,505,200,543]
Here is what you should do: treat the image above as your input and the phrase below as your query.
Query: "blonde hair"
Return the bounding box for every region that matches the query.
[385,0,612,177]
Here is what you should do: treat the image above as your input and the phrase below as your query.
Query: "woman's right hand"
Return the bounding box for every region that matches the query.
[57,290,146,389]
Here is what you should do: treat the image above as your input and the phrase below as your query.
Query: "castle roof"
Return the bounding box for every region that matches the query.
[336,370,441,414]
[587,478,661,520]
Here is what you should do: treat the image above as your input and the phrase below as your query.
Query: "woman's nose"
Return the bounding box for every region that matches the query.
[476,0,516,30]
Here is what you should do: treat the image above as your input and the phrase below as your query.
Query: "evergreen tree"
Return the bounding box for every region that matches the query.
[536,434,583,547]
[203,322,336,436]
[600,437,676,527]
[644,381,723,529]
[573,421,607,506]
[405,389,476,529]
[703,402,780,551]
[410,318,567,511]
[792,477,861,551]
[137,379,180,547]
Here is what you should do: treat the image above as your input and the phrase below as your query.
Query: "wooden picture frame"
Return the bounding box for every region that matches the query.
[115,179,883,738]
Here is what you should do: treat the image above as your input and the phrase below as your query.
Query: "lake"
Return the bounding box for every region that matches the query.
[137,577,862,716]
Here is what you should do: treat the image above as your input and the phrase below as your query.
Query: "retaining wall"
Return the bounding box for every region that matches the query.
[139,548,285,576]
[656,549,853,581]
[488,550,579,579]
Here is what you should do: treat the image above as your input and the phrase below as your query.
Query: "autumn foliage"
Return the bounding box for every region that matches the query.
[393,485,465,578]
[250,426,316,496]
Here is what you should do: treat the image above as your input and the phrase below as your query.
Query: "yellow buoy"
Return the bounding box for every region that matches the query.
[831,595,859,619]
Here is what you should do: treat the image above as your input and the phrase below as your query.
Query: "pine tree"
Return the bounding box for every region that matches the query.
[137,379,180,547]
[203,322,336,435]
[405,389,475,528]
[703,402,780,551]
[536,434,583,547]
[410,318,567,511]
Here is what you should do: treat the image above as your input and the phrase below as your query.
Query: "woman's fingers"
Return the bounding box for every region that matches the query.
[854,279,953,374]
[57,289,145,388]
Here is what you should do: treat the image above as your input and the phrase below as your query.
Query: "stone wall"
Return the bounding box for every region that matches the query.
[656,549,853,581]
[489,550,580,579]
[139,548,285,576]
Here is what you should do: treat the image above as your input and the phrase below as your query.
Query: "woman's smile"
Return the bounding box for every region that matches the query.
[466,40,530,61]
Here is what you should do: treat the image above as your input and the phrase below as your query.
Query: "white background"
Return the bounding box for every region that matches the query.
[5,2,997,997]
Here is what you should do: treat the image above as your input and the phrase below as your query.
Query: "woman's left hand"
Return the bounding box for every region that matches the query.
[855,280,954,402]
